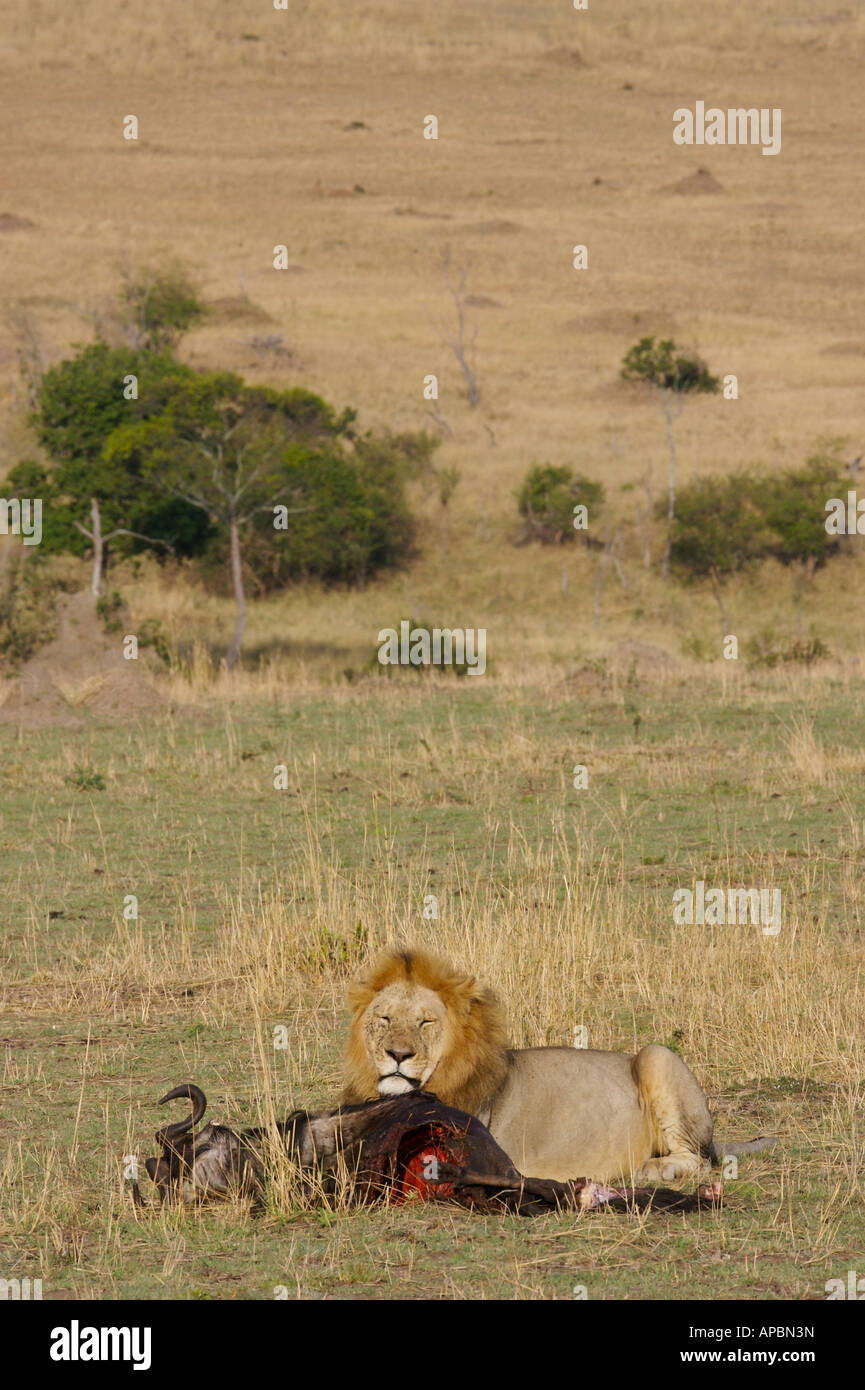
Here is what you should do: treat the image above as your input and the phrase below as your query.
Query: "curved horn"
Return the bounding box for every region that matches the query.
[156,1083,207,1141]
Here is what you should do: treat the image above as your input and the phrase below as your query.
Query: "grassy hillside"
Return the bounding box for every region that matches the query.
[2,1,864,670]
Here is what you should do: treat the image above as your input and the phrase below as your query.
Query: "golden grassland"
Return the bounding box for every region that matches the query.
[1,670,864,1297]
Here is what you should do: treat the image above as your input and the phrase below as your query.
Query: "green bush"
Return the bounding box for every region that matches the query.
[667,455,849,630]
[670,455,849,584]
[197,432,427,595]
[137,617,172,665]
[120,267,203,352]
[65,765,106,791]
[515,463,605,543]
[621,337,720,395]
[364,617,473,678]
[756,452,847,570]
[745,630,831,668]
[16,344,210,571]
[666,471,768,582]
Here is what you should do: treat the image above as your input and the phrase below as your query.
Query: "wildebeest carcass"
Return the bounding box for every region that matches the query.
[139,1084,267,1207]
[136,1083,723,1215]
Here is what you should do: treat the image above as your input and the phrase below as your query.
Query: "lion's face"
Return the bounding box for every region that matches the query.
[359,982,450,1096]
[342,949,511,1115]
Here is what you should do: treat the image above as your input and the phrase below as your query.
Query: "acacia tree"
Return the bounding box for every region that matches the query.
[758,452,846,636]
[667,471,767,632]
[621,337,720,576]
[25,343,199,595]
[106,374,351,666]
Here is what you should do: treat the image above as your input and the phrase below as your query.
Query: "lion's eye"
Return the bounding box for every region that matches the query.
[420,1019,436,1027]
[380,1016,390,1025]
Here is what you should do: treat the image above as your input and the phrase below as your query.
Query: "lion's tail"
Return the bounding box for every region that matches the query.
[710,1135,777,1163]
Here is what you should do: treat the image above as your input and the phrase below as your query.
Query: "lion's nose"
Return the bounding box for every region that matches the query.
[387,1048,415,1065]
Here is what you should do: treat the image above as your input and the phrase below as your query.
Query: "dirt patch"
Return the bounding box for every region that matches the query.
[564,307,678,337]
[0,590,167,729]
[564,664,611,694]
[314,183,368,198]
[0,211,35,231]
[464,294,503,308]
[607,640,679,673]
[206,296,274,323]
[821,341,865,357]
[662,167,724,196]
[393,206,452,219]
[747,201,800,216]
[541,46,585,66]
[462,219,523,235]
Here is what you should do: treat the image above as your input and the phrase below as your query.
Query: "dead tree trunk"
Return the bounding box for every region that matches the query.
[708,565,729,634]
[661,394,677,579]
[636,466,653,570]
[90,497,104,598]
[226,509,247,669]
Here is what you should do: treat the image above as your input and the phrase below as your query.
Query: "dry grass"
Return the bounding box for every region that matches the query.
[1,670,863,1297]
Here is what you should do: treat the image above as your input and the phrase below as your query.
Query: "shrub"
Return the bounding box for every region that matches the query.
[138,617,172,665]
[515,463,605,543]
[666,471,768,581]
[119,266,203,352]
[745,630,831,668]
[65,765,106,791]
[665,470,769,628]
[757,452,847,571]
[198,431,427,595]
[668,453,850,631]
[364,618,472,677]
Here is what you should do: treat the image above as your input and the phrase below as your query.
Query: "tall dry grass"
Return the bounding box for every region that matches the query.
[14,811,863,1102]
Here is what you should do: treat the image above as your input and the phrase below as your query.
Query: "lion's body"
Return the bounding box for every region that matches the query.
[477,1045,711,1180]
[342,949,772,1183]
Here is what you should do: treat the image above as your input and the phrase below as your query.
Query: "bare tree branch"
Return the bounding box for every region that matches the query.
[103,528,175,552]
[436,248,480,408]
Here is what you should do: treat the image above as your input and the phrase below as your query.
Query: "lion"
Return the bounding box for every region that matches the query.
[341,948,776,1183]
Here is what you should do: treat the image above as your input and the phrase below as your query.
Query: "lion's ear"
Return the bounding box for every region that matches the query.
[449,974,481,1014]
[346,980,371,1014]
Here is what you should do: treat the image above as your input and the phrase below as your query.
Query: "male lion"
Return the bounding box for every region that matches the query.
[341,948,776,1183]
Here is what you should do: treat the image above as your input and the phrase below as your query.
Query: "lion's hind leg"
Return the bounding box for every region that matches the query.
[631,1044,713,1185]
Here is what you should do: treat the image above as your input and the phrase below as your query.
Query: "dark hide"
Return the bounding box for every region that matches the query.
[136,1084,724,1216]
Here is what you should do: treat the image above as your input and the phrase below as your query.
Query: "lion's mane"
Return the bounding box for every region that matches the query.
[341,947,511,1114]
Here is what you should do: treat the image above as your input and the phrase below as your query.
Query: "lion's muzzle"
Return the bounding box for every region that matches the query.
[378,1073,422,1096]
